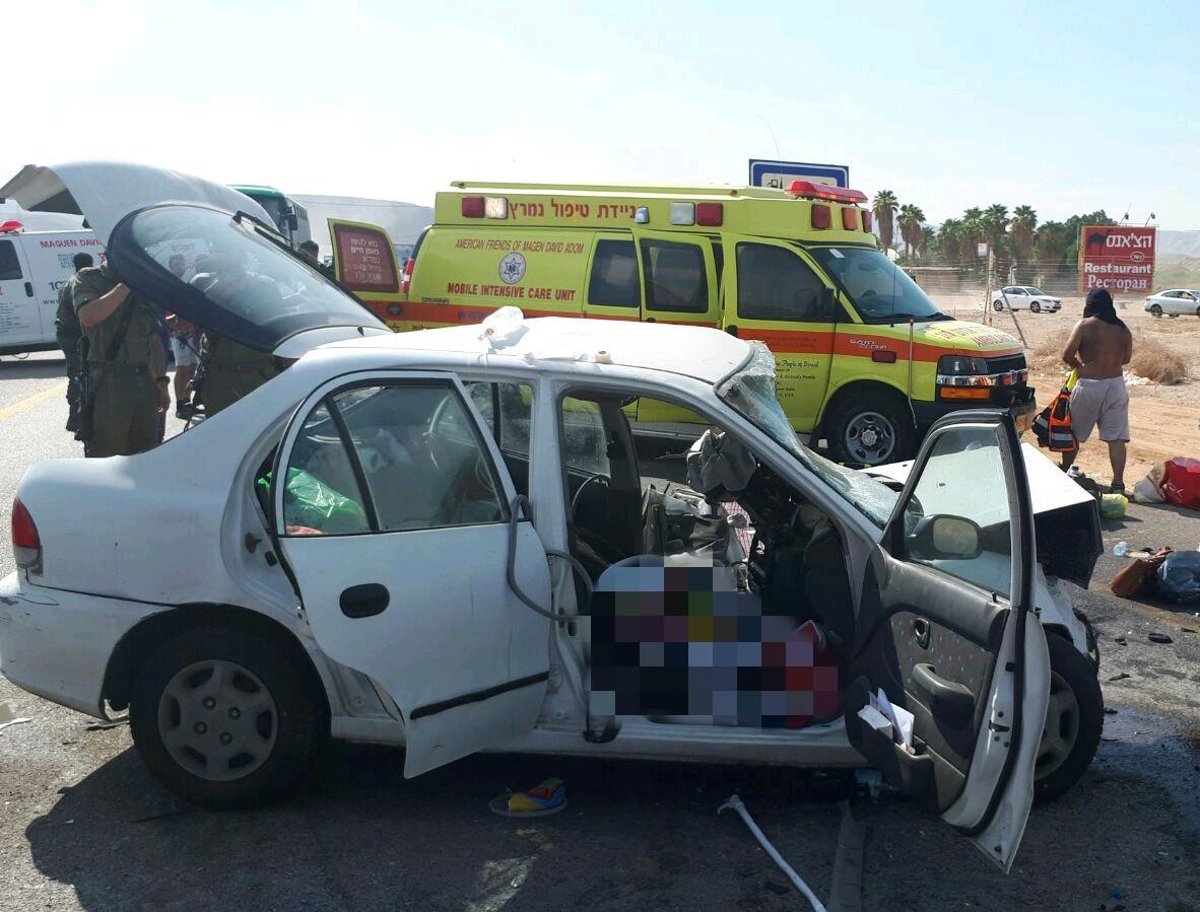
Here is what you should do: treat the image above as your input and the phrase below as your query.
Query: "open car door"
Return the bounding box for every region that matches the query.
[845,410,1049,871]
[271,370,553,777]
[327,219,404,330]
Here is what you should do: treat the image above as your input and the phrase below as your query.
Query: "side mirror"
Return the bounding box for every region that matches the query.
[906,515,983,561]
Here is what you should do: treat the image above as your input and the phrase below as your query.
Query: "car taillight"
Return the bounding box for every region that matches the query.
[811,204,831,230]
[12,498,41,571]
[401,257,415,294]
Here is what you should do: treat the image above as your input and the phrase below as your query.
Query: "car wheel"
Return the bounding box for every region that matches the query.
[992,300,1003,311]
[1030,301,1041,313]
[1150,304,1162,317]
[130,625,325,809]
[1033,632,1103,804]
[825,391,915,466]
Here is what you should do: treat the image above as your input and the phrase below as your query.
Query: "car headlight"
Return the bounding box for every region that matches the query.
[937,355,989,376]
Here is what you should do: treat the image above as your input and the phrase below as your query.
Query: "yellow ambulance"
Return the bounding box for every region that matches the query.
[332,180,1035,464]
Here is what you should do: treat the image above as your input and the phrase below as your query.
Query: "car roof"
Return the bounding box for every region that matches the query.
[322,316,756,385]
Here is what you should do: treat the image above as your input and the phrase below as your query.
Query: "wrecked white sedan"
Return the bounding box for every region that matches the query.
[1,164,1100,872]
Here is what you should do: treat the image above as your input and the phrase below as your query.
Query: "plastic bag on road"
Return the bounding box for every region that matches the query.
[1157,550,1200,604]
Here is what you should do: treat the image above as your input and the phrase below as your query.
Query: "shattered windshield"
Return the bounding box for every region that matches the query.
[717,343,898,527]
[809,246,950,324]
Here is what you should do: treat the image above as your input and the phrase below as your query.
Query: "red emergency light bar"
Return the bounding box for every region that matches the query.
[0,220,24,234]
[785,181,868,205]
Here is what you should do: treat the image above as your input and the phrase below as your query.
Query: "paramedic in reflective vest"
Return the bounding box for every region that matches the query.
[1060,287,1134,492]
[55,252,94,433]
[73,263,170,457]
[191,251,283,416]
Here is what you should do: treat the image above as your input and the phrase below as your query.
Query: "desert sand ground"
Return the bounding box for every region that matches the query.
[932,291,1200,491]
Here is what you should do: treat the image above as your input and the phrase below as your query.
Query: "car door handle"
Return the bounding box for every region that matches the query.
[24,281,33,297]
[340,583,390,619]
[912,617,931,649]
[912,663,975,722]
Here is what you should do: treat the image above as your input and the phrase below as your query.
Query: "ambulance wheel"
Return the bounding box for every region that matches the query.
[1033,632,1103,804]
[826,391,915,466]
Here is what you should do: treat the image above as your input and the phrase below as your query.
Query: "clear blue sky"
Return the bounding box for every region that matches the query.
[4,0,1197,227]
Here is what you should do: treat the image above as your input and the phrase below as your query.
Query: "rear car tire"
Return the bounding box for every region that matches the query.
[129,625,325,809]
[1033,632,1103,804]
[825,390,915,466]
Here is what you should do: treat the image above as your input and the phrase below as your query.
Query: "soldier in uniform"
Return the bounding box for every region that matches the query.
[190,251,284,416]
[74,263,170,457]
[55,252,94,433]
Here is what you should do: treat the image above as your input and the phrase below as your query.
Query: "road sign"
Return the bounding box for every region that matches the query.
[748,160,849,189]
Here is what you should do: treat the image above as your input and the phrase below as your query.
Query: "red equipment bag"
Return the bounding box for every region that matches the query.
[1162,457,1200,509]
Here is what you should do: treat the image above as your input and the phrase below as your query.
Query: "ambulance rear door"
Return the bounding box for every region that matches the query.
[632,229,719,328]
[328,219,404,330]
[723,236,838,431]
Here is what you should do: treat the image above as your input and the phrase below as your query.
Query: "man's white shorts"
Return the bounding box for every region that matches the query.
[171,335,199,368]
[1070,376,1130,443]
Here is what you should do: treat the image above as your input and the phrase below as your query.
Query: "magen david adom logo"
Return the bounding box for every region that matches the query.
[499,252,526,285]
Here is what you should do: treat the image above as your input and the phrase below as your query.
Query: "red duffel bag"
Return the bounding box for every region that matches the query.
[1162,457,1200,509]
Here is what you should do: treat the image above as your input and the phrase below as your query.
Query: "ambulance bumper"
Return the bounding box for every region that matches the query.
[913,386,1037,433]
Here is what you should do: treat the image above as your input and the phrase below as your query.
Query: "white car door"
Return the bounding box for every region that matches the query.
[1177,290,1200,316]
[272,370,553,777]
[1006,287,1027,310]
[844,411,1049,871]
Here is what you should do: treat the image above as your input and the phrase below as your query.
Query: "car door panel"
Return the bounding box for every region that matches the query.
[272,370,553,778]
[844,410,1047,871]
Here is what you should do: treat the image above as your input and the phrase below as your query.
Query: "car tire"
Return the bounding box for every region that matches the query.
[992,300,1003,311]
[1033,632,1103,804]
[129,625,325,810]
[1150,304,1162,317]
[825,390,915,466]
[1030,302,1041,313]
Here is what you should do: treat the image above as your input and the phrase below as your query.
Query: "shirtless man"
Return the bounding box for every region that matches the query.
[1060,287,1134,491]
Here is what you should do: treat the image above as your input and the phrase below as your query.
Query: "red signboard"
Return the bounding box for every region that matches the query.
[331,222,399,293]
[1078,225,1156,294]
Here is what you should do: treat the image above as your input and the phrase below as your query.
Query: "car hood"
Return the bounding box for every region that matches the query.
[0,162,388,355]
[912,320,1024,355]
[866,443,1102,587]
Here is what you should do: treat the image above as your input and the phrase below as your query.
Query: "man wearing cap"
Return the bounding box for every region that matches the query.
[1060,287,1134,492]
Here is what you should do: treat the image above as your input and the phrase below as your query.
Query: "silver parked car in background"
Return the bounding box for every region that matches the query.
[1144,288,1200,318]
[991,287,1062,313]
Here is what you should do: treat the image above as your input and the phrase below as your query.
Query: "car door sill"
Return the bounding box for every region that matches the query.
[409,671,550,720]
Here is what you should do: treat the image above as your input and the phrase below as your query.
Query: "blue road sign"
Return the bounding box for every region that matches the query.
[748,160,850,189]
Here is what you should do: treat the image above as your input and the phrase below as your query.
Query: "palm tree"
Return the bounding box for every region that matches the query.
[939,218,963,265]
[962,207,985,258]
[872,190,899,253]
[1010,205,1037,265]
[983,204,1009,254]
[898,204,926,260]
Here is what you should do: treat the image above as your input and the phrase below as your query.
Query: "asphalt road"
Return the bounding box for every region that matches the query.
[1,352,1198,912]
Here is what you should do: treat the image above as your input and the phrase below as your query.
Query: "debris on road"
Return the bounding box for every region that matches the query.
[1157,551,1200,603]
[719,794,828,912]
[1148,632,1174,644]
[489,777,567,817]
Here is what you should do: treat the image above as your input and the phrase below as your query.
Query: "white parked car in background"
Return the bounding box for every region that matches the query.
[1144,288,1200,318]
[0,163,1107,874]
[991,287,1062,313]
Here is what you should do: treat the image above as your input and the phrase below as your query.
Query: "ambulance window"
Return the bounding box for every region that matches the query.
[736,243,827,321]
[588,240,639,307]
[641,240,708,313]
[0,241,21,280]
